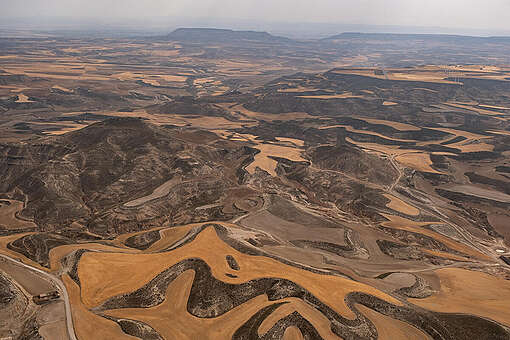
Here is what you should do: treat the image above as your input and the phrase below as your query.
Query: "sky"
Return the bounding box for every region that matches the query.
[2,0,510,34]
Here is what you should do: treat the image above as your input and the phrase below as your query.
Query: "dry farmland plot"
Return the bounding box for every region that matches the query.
[15,93,33,103]
[395,153,441,174]
[320,124,417,142]
[77,225,401,313]
[246,143,307,176]
[359,118,421,131]
[63,275,138,340]
[410,268,510,327]
[383,194,420,216]
[277,87,321,93]
[104,271,284,340]
[356,305,431,340]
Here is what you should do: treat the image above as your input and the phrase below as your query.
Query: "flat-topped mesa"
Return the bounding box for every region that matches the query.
[167,28,291,43]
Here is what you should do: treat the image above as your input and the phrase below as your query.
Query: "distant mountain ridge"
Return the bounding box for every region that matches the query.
[167,28,292,43]
[324,32,510,43]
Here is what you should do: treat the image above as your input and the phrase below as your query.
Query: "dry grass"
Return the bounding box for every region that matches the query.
[105,271,282,340]
[158,75,187,82]
[479,104,510,110]
[15,93,33,103]
[78,225,402,317]
[63,274,138,340]
[246,143,306,176]
[277,87,321,93]
[283,327,304,340]
[383,194,420,216]
[49,243,139,272]
[410,268,510,327]
[344,138,408,157]
[45,123,89,136]
[488,130,510,137]
[52,85,73,93]
[360,118,421,131]
[395,153,441,174]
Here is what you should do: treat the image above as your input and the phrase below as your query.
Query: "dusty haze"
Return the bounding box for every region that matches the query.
[2,0,510,33]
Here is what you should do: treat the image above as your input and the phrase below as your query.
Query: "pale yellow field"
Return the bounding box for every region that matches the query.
[360,118,421,131]
[15,93,33,103]
[479,104,510,110]
[158,75,188,82]
[52,85,73,93]
[106,271,281,340]
[488,130,510,137]
[345,138,409,157]
[431,128,494,152]
[356,305,431,340]
[445,102,507,116]
[63,275,138,340]
[277,87,321,93]
[78,225,402,316]
[49,243,139,272]
[320,124,416,142]
[383,194,420,216]
[246,143,306,176]
[45,123,89,135]
[410,268,510,327]
[283,327,304,340]
[395,153,441,174]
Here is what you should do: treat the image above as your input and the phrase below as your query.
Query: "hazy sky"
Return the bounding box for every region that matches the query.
[2,0,510,31]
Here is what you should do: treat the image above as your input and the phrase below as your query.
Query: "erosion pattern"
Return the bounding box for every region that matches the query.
[2,31,510,339]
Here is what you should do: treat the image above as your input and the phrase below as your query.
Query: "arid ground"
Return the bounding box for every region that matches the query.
[1,29,510,339]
